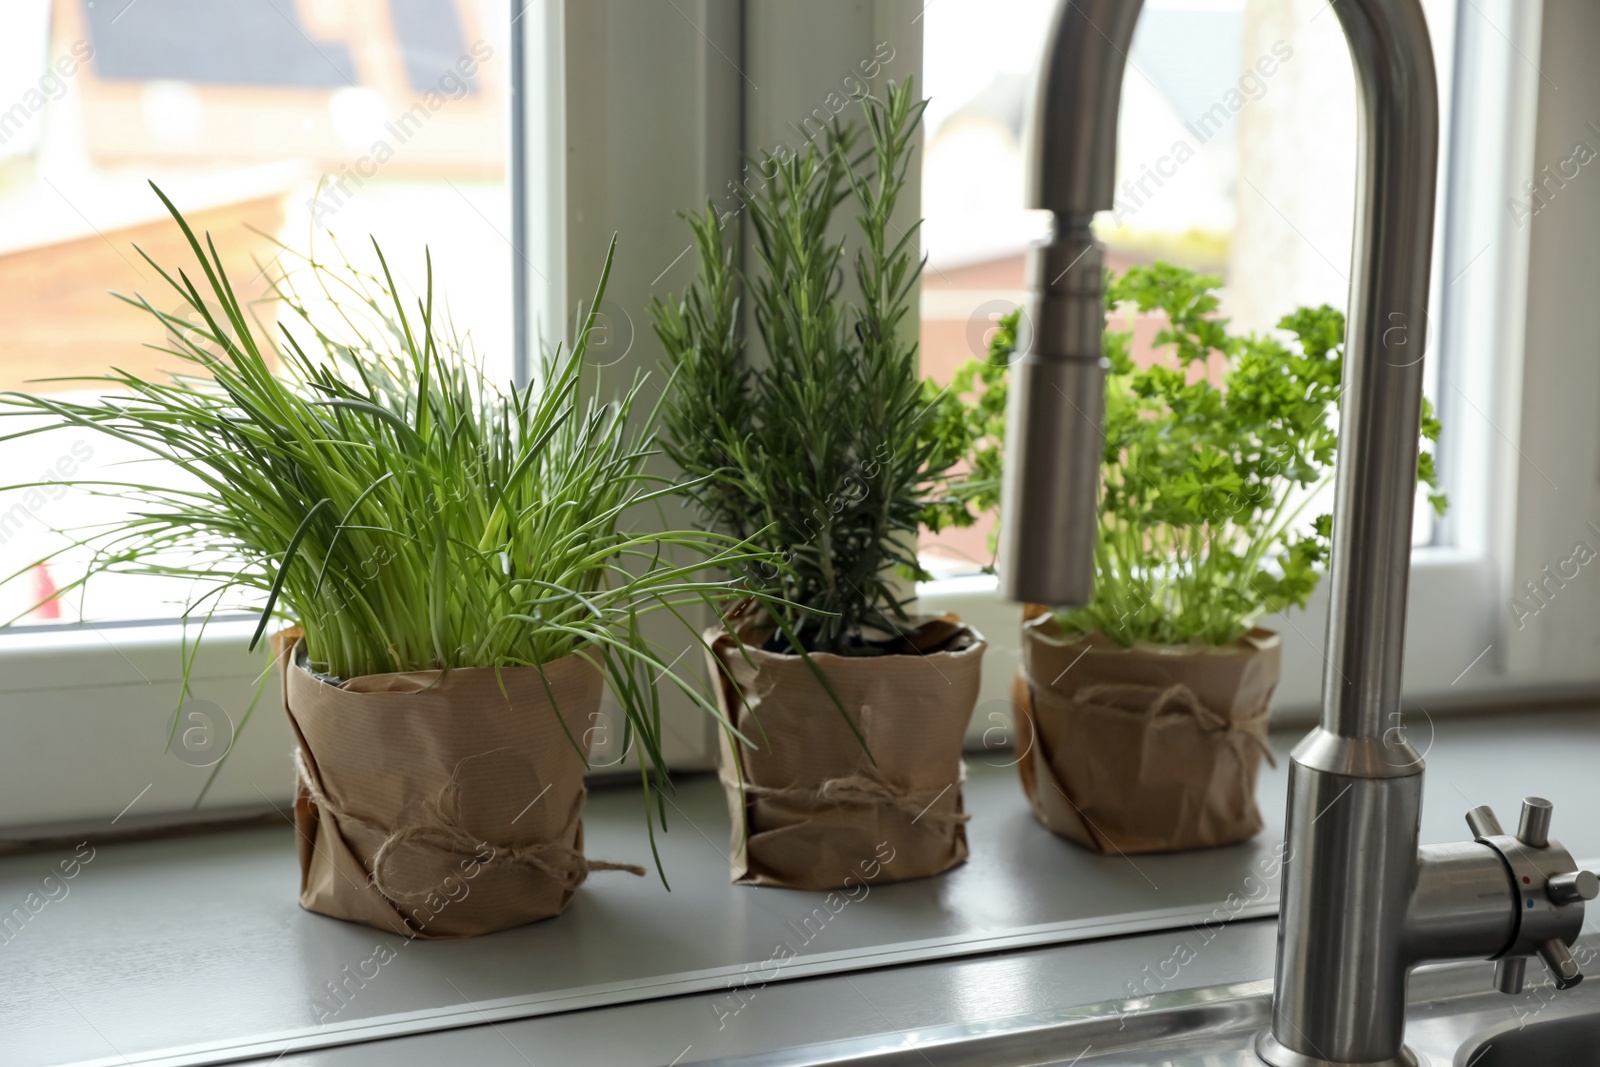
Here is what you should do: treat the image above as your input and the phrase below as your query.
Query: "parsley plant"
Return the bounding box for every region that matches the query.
[950,262,1446,647]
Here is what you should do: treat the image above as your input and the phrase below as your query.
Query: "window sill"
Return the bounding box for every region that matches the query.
[0,618,295,832]
[0,756,1277,1064]
[6,709,1600,1065]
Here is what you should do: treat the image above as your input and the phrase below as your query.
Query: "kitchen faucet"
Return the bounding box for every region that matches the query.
[998,2,1598,1064]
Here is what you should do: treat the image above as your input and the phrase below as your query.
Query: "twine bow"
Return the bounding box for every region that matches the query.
[294,748,644,907]
[722,762,970,832]
[1075,683,1278,768]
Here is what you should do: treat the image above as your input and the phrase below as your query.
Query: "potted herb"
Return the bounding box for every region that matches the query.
[952,263,1445,853]
[0,189,777,936]
[651,81,984,890]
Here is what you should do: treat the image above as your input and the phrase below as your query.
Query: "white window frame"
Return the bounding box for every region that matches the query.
[0,0,754,834]
[3,0,1595,837]
[0,2,563,833]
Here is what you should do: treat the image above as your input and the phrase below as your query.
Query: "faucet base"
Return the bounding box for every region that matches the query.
[1254,1030,1418,1067]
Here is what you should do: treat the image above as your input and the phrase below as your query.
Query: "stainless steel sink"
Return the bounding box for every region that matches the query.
[1453,1013,1600,1066]
[698,936,1600,1065]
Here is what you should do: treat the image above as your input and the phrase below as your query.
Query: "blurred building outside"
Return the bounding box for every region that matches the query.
[0,0,509,624]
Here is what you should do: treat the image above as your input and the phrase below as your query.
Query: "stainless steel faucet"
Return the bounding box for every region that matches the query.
[1000,2,1599,1063]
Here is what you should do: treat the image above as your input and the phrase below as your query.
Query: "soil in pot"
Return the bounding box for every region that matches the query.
[278,633,642,938]
[1013,613,1280,854]
[706,611,985,891]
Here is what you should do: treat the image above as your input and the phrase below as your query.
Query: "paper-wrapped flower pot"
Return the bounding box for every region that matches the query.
[276,632,641,938]
[705,610,985,891]
[1013,614,1280,854]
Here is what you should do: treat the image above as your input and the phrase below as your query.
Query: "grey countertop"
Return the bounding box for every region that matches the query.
[4,708,1599,1066]
[267,919,1289,1067]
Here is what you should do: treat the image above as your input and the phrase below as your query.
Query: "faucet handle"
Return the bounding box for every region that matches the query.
[1468,797,1566,847]
[1517,797,1553,847]
[1549,870,1600,906]
[1469,797,1592,995]
[1494,956,1527,995]
[1466,804,1503,839]
[1539,938,1584,990]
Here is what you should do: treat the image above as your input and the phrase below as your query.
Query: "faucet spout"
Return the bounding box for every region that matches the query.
[998,1,1140,607]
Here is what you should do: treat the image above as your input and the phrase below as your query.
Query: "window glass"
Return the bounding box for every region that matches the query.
[0,0,509,624]
[919,0,1454,578]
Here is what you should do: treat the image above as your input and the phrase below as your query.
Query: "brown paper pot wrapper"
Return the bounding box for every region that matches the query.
[706,614,985,891]
[273,630,642,938]
[1013,615,1280,854]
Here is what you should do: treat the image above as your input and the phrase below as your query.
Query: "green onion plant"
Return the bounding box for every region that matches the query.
[0,186,783,844]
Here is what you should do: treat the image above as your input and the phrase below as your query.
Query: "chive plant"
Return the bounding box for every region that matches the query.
[0,185,778,823]
[652,80,970,655]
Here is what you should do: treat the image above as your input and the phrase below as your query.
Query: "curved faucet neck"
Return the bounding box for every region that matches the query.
[1024,0,1439,745]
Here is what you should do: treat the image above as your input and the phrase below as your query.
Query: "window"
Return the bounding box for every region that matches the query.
[0,0,510,626]
[914,0,1554,726]
[918,0,1458,579]
[0,0,518,830]
[0,0,1580,833]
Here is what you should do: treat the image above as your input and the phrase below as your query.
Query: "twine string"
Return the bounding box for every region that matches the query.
[1074,682,1278,768]
[721,762,970,831]
[293,747,644,906]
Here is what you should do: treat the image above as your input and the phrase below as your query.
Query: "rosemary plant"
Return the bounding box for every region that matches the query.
[952,262,1447,647]
[0,185,776,822]
[652,79,968,655]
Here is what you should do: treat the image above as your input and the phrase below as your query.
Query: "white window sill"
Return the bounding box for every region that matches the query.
[5,709,1599,1065]
[1,757,1293,1064]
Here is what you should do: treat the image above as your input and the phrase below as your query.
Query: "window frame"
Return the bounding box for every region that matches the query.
[0,0,756,834]
[0,1,540,833]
